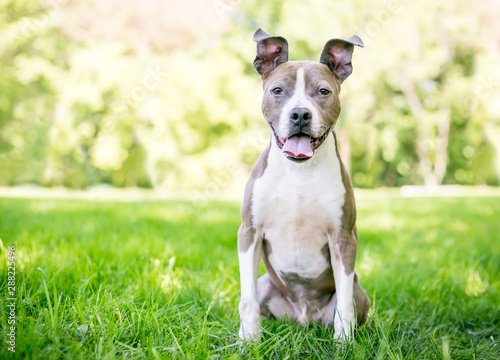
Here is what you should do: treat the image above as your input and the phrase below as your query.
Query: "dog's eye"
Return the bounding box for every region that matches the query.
[271,87,283,95]
[318,88,331,96]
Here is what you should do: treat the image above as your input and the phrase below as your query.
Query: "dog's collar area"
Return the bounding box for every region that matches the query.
[271,125,333,160]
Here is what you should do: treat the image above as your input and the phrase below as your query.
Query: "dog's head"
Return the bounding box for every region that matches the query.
[253,28,363,162]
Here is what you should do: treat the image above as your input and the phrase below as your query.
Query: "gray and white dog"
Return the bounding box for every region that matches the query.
[237,28,370,342]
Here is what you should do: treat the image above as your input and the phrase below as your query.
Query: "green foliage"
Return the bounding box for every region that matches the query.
[0,0,499,190]
[0,194,499,358]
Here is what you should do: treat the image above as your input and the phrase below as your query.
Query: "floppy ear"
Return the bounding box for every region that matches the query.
[253,28,289,77]
[319,36,364,82]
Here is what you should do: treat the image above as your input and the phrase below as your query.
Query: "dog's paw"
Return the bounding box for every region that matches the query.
[334,318,354,342]
[238,323,261,341]
[238,299,261,341]
[333,328,351,342]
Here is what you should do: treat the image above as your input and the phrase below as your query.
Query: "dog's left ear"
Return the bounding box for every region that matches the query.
[320,36,364,82]
[253,28,289,77]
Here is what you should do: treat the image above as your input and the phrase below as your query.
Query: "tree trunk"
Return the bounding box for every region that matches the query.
[434,108,450,185]
[400,76,438,186]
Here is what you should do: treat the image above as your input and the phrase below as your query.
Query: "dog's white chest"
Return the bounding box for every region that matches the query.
[251,136,345,278]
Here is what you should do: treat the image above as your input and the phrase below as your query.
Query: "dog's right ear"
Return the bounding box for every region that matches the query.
[253,28,288,77]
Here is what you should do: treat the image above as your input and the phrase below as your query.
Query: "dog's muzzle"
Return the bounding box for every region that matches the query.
[272,125,332,162]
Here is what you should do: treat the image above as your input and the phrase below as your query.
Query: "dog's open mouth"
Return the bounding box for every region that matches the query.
[273,127,332,161]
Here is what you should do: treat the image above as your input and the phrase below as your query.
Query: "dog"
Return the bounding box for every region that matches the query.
[237,28,370,342]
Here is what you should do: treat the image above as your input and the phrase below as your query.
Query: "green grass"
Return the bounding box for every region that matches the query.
[0,194,499,359]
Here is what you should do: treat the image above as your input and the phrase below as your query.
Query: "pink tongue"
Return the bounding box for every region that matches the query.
[282,135,313,158]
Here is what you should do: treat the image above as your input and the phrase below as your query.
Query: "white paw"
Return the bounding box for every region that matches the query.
[238,323,261,341]
[334,327,351,342]
[238,299,261,341]
[334,316,354,342]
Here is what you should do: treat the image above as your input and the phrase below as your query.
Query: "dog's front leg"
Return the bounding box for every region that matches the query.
[329,232,357,341]
[237,223,263,341]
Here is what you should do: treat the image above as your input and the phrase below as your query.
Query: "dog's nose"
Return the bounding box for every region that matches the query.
[290,107,312,127]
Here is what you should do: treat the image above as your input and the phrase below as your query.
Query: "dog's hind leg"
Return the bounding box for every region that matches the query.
[317,292,337,326]
[318,271,370,328]
[257,274,295,320]
[353,272,370,326]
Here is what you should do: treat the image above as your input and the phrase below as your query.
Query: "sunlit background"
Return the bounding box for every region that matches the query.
[1,0,499,198]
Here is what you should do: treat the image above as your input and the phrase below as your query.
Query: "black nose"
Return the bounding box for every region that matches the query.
[289,107,312,128]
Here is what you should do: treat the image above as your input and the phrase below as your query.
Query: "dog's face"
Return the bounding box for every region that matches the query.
[261,62,341,162]
[253,29,363,162]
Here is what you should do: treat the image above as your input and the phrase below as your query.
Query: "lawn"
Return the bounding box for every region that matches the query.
[0,193,499,359]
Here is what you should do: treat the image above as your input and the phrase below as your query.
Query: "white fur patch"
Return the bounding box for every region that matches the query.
[238,241,261,339]
[333,261,355,340]
[252,134,345,280]
[238,241,258,299]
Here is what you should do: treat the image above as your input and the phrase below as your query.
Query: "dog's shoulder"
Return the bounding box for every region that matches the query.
[241,143,271,225]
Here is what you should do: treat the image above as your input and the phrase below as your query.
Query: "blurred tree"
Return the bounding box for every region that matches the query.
[0,0,498,191]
